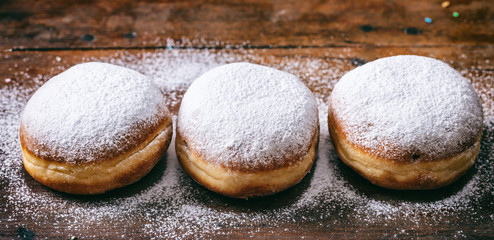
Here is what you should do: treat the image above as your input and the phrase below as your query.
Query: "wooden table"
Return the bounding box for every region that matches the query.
[1,0,493,239]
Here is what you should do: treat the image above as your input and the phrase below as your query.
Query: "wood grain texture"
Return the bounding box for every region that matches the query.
[0,0,493,239]
[1,48,493,239]
[0,0,493,50]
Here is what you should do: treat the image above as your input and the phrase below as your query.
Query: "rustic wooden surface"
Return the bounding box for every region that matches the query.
[1,0,494,51]
[0,0,493,239]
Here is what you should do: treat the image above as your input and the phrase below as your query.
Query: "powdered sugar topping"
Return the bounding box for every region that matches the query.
[177,62,318,170]
[20,62,168,163]
[330,55,484,161]
[1,50,492,239]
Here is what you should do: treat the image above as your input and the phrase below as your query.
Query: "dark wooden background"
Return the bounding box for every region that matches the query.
[0,0,493,239]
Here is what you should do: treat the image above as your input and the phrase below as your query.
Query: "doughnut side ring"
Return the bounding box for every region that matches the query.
[21,119,172,195]
[176,126,318,198]
[328,105,481,189]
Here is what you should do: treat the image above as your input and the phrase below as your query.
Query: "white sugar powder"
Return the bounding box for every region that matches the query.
[20,62,168,163]
[330,55,484,160]
[1,49,492,238]
[177,62,318,169]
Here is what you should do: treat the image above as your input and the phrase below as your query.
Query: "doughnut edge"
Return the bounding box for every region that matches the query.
[327,102,481,190]
[175,127,319,198]
[21,119,173,195]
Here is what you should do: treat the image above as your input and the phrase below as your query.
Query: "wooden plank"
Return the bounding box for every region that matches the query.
[1,46,493,112]
[2,46,493,84]
[1,48,493,239]
[1,0,493,50]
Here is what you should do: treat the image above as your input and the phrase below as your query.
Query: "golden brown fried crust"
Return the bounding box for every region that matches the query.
[328,101,480,164]
[176,125,319,173]
[20,107,171,164]
[175,127,319,198]
[21,118,173,195]
[328,103,481,190]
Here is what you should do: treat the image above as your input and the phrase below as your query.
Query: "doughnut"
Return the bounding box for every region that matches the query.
[176,62,319,198]
[328,55,483,190]
[20,62,173,194]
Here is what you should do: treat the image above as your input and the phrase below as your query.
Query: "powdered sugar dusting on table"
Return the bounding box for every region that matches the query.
[330,55,484,160]
[177,62,318,169]
[20,62,167,163]
[1,49,492,238]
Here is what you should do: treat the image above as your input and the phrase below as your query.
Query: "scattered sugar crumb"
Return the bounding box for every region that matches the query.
[0,48,492,238]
